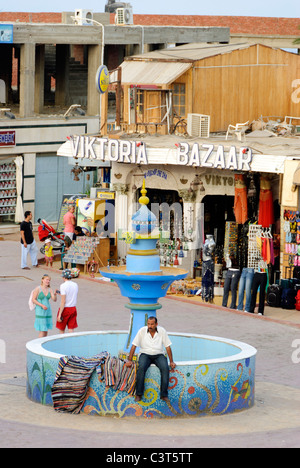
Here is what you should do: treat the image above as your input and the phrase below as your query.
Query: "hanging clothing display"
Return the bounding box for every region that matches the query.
[224,221,238,260]
[234,174,248,224]
[283,210,300,270]
[258,176,274,228]
[247,174,257,219]
[237,221,250,270]
[256,228,274,266]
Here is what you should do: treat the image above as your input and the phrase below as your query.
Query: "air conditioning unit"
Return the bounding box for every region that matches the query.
[74,9,93,26]
[187,114,210,138]
[115,7,133,25]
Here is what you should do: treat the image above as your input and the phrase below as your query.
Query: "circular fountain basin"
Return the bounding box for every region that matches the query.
[26,331,256,418]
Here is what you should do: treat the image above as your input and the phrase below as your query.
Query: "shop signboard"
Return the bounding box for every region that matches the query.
[0,24,13,43]
[0,131,15,147]
[177,142,252,171]
[95,65,109,94]
[97,191,115,200]
[67,135,253,172]
[57,194,87,232]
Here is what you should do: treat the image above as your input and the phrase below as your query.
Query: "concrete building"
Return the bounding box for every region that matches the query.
[0,14,228,233]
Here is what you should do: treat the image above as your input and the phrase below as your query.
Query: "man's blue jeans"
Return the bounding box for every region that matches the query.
[237,267,254,312]
[136,353,169,398]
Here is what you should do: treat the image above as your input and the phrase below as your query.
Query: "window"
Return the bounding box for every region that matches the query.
[136,89,144,122]
[172,83,186,117]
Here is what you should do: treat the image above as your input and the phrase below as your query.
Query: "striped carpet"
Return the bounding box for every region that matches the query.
[51,352,137,414]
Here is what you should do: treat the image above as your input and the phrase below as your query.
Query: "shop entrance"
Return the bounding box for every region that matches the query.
[135,187,183,239]
[202,195,235,246]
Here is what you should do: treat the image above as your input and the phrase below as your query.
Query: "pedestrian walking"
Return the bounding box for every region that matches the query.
[20,211,38,270]
[32,274,57,338]
[56,269,79,334]
[63,205,76,240]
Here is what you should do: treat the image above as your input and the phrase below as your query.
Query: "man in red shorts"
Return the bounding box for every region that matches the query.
[56,269,79,333]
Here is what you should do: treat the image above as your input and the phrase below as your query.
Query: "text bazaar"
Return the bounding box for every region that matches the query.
[177,142,252,171]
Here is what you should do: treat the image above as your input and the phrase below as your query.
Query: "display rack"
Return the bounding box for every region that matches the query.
[247,224,263,270]
[0,161,17,220]
[224,221,238,259]
[63,236,110,273]
[282,206,298,279]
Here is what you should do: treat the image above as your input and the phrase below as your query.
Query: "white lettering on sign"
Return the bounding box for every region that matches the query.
[177,142,252,171]
[69,136,148,165]
[291,79,300,104]
[68,136,252,171]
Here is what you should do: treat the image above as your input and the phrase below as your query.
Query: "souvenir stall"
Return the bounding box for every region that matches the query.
[57,133,288,308]
[169,172,280,312]
[283,209,300,279]
[0,160,17,222]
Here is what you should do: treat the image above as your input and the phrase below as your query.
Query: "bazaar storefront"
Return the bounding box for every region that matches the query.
[57,135,291,299]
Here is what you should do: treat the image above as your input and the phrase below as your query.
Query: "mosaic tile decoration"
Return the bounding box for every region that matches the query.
[26,332,256,419]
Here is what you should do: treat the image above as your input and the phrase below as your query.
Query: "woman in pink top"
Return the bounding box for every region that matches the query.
[63,205,76,240]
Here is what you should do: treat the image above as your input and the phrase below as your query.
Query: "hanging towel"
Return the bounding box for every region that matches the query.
[270,239,275,265]
[266,238,271,265]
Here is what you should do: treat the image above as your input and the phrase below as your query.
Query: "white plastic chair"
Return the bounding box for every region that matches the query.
[226,121,249,141]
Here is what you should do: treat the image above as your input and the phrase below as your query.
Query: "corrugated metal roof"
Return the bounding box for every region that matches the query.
[113,60,192,86]
[110,43,252,86]
[127,42,252,62]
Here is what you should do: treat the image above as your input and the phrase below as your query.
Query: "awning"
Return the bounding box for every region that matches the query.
[57,137,287,173]
[110,60,192,86]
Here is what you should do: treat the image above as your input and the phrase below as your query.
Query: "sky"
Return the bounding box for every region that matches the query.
[1,0,299,18]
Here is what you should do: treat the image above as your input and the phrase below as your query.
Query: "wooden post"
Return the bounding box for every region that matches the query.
[19,43,35,117]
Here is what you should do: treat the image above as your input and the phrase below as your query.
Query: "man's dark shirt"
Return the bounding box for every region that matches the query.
[20,221,34,245]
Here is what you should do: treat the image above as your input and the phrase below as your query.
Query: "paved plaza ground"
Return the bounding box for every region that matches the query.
[0,235,299,448]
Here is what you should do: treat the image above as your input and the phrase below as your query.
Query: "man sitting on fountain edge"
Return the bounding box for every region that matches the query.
[125,316,176,403]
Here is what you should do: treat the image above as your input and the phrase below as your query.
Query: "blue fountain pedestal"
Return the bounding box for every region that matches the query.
[99,266,187,352]
[100,180,188,353]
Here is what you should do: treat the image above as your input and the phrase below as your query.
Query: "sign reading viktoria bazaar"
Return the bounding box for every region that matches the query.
[68,135,253,171]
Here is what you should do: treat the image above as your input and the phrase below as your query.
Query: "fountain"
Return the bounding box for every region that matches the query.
[98,180,188,353]
[26,182,257,418]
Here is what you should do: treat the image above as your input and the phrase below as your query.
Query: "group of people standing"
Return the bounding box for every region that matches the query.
[20,207,177,404]
[20,206,77,270]
[31,269,79,338]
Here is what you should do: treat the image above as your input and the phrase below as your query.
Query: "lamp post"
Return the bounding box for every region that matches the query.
[71,16,106,133]
[86,19,106,135]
